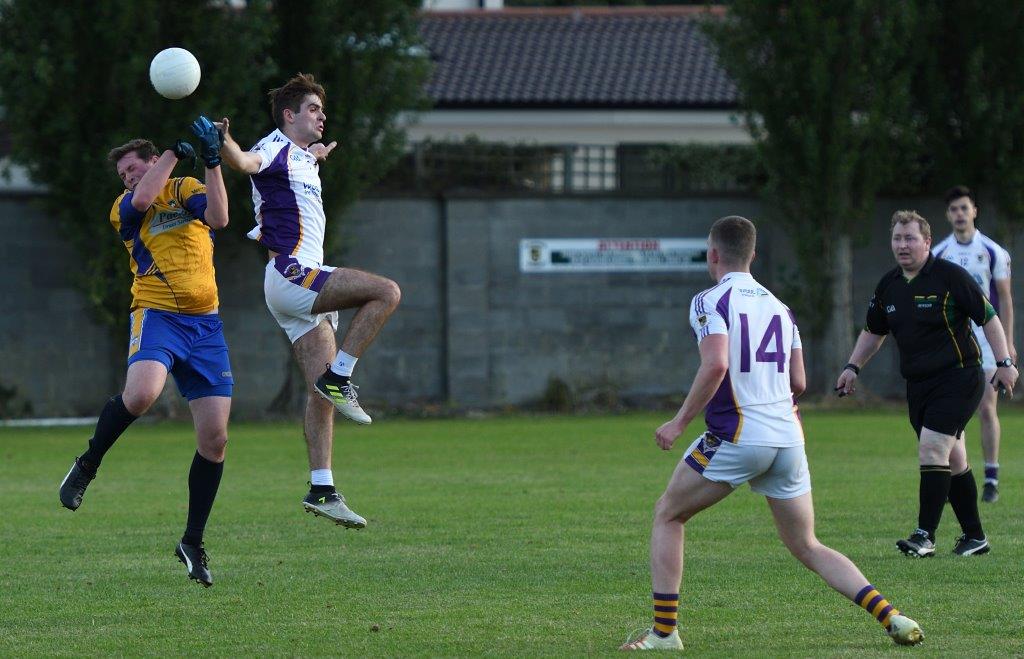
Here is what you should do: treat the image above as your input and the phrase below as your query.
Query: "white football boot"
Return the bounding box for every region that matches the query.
[888,615,924,646]
[620,629,683,651]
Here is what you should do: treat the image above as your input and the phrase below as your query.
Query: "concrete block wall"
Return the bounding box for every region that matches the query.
[2,193,1020,417]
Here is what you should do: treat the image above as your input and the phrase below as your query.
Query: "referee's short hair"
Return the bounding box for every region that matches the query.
[890,210,931,241]
[710,215,756,264]
[944,185,976,208]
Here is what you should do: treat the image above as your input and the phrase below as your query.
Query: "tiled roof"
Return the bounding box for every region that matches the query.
[418,7,737,109]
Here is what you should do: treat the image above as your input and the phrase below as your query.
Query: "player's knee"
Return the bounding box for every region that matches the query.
[784,536,820,564]
[199,429,228,460]
[380,279,401,309]
[121,389,159,416]
[978,404,997,424]
[654,494,689,525]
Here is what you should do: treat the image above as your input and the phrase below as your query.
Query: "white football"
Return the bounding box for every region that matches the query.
[149,47,201,100]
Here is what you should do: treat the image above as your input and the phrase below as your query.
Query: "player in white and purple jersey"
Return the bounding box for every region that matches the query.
[931,185,1015,503]
[216,74,402,529]
[621,216,922,651]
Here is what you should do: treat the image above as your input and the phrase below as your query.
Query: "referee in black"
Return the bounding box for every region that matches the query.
[835,210,1017,557]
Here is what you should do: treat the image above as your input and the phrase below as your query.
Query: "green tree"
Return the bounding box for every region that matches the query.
[0,0,275,329]
[912,2,1024,237]
[705,1,920,391]
[270,0,431,242]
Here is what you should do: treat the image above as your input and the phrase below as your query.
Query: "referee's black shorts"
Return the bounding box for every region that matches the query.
[906,366,985,438]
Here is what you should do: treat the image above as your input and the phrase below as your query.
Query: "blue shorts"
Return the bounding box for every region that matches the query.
[127,308,234,400]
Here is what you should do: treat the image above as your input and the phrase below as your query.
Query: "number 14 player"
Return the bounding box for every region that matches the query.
[620,216,922,650]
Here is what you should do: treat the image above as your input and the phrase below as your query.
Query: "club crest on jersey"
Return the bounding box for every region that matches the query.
[978,254,985,263]
[697,314,708,327]
[914,294,938,309]
[283,263,307,280]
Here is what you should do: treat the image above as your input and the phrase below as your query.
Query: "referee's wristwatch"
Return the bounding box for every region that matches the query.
[995,357,1015,368]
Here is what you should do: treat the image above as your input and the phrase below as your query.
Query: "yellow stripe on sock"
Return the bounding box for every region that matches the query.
[653,622,675,634]
[653,610,678,620]
[881,608,899,628]
[857,589,879,608]
[870,599,889,619]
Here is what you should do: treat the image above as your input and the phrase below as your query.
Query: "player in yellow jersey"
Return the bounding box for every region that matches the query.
[59,118,232,587]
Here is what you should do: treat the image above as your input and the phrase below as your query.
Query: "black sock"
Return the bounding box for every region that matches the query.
[322,368,349,385]
[310,483,336,494]
[948,469,985,539]
[918,465,951,541]
[79,394,138,470]
[182,452,224,547]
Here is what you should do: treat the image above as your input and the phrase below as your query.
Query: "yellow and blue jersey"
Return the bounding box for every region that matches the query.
[110,177,219,314]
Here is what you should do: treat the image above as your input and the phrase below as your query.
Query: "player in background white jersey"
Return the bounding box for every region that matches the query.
[932,185,1015,503]
[216,74,402,529]
[620,216,921,651]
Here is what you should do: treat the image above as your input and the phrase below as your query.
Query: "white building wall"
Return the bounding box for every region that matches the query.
[403,109,752,145]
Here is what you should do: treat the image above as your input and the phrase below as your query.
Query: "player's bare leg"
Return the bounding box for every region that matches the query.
[59,360,166,511]
[311,268,401,353]
[293,320,365,528]
[294,320,337,470]
[121,359,170,415]
[311,268,401,424]
[175,395,230,587]
[767,493,922,645]
[651,461,733,594]
[977,375,1001,502]
[622,462,731,650]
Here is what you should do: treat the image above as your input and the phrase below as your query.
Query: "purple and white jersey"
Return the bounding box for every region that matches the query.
[932,230,1010,314]
[245,129,327,264]
[689,271,803,447]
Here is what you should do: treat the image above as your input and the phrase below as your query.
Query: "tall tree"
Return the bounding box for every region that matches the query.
[705,1,920,391]
[913,2,1024,238]
[0,0,275,328]
[271,0,431,236]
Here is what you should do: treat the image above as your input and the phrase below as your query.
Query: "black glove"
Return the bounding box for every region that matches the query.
[190,115,223,168]
[172,140,196,162]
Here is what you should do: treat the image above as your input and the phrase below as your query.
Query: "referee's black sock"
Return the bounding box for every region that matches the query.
[918,465,951,542]
[182,451,224,547]
[948,468,985,540]
[79,394,138,470]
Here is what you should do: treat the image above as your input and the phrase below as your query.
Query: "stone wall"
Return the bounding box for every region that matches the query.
[1,192,1019,418]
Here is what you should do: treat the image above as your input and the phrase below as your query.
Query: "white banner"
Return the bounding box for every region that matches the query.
[519,238,708,273]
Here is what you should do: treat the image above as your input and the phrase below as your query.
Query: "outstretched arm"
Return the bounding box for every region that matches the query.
[654,334,729,450]
[215,117,262,175]
[834,330,886,397]
[201,164,229,230]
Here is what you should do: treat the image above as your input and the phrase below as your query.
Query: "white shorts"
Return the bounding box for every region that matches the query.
[263,255,339,343]
[973,326,995,370]
[683,431,811,499]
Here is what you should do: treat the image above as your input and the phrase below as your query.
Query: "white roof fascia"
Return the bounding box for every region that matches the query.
[400,109,752,144]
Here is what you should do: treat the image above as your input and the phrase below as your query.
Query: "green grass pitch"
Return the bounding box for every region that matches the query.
[0,411,1021,655]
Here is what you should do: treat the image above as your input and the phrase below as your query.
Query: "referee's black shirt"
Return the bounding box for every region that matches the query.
[865,254,996,381]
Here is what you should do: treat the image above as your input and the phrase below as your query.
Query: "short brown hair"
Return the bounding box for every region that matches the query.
[268,73,326,129]
[709,215,756,264]
[107,138,159,164]
[890,210,931,240]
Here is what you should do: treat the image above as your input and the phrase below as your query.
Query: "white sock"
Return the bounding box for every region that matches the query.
[329,350,358,377]
[311,469,334,487]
